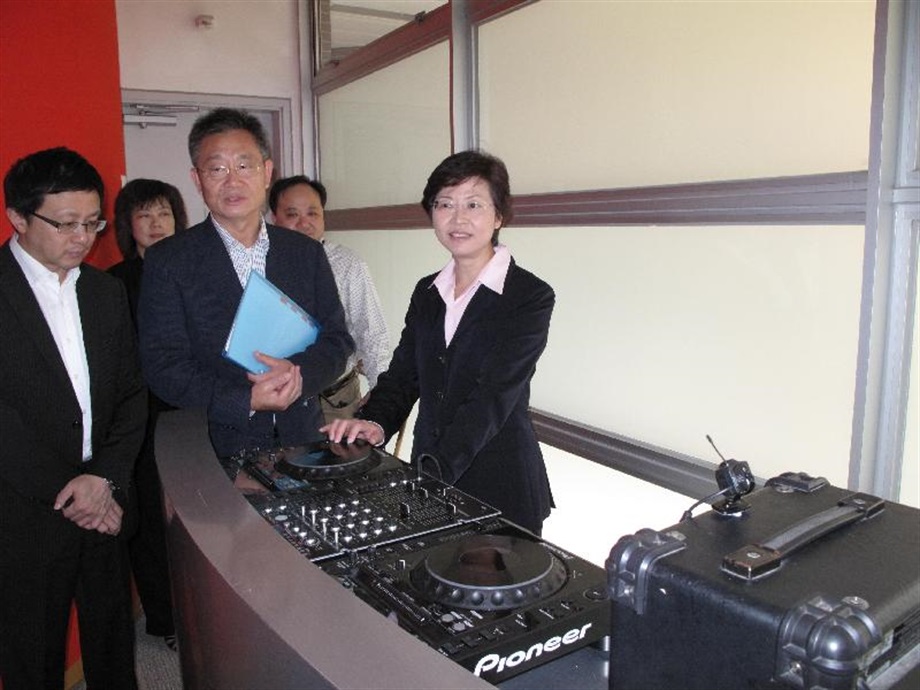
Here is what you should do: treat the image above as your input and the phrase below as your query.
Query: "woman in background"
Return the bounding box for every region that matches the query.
[323,151,555,534]
[109,178,188,651]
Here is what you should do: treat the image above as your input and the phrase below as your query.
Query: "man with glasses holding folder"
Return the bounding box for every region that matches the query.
[0,147,147,688]
[138,108,353,459]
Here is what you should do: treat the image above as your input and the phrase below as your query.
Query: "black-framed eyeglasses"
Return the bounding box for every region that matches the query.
[30,211,107,235]
[196,161,264,181]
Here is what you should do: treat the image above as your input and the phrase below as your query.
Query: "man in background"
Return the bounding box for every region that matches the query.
[138,108,353,458]
[0,147,146,688]
[269,175,390,420]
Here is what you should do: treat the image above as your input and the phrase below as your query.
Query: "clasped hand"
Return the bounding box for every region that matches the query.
[248,351,303,412]
[54,474,122,535]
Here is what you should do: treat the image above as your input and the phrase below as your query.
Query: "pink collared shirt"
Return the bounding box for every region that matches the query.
[433,244,512,346]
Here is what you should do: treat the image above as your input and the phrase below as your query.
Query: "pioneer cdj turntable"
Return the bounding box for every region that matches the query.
[230,443,610,684]
[321,519,609,683]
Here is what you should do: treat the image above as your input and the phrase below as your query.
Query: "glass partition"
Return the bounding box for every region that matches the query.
[315,0,444,68]
[318,41,450,208]
[477,0,875,193]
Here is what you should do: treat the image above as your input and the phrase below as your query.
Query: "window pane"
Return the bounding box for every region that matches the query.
[478,0,875,193]
[316,0,444,68]
[318,41,450,208]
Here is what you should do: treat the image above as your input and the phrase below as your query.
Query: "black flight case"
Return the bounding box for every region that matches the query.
[607,472,920,690]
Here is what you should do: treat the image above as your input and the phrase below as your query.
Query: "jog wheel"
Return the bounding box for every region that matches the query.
[409,533,567,612]
[276,440,379,481]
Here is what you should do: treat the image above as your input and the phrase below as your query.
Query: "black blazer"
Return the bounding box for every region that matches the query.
[361,260,555,532]
[138,219,354,457]
[0,241,146,542]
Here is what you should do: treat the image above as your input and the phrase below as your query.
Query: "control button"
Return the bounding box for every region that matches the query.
[584,586,607,601]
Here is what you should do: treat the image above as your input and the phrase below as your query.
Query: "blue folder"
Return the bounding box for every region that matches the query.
[223,271,321,374]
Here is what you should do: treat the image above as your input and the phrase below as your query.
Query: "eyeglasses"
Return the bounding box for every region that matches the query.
[431,199,493,214]
[30,211,107,235]
[197,161,264,181]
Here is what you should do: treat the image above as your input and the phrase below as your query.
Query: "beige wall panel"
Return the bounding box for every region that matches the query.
[318,43,451,209]
[335,222,864,488]
[478,0,875,193]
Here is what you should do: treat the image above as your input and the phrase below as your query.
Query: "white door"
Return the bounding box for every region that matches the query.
[122,91,293,227]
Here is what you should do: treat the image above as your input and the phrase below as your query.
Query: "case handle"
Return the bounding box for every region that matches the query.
[721,493,885,580]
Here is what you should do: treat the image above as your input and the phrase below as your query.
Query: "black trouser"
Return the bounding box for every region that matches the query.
[128,408,175,637]
[0,489,137,690]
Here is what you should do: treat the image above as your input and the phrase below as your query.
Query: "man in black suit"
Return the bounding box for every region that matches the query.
[0,148,147,688]
[138,108,352,458]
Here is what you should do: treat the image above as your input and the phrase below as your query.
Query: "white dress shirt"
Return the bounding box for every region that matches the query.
[324,241,390,387]
[11,234,93,460]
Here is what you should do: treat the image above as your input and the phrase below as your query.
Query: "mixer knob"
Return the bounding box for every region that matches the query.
[310,509,318,526]
[419,487,429,500]
[332,526,341,547]
[399,502,411,519]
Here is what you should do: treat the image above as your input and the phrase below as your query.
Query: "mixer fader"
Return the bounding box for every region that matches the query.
[238,446,500,561]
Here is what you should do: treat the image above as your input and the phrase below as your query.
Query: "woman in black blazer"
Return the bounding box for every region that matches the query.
[108,178,188,651]
[323,151,555,534]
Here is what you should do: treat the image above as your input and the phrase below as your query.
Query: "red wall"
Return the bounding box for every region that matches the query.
[0,3,126,686]
[0,0,126,268]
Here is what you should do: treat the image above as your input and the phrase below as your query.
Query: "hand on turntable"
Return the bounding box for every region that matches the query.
[321,418,384,447]
[248,352,303,412]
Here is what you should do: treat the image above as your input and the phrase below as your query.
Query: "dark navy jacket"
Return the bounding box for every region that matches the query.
[138,219,353,457]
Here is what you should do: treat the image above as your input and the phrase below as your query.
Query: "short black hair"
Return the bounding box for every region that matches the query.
[3,147,105,217]
[114,179,189,260]
[188,107,272,166]
[268,175,328,213]
[421,150,512,244]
